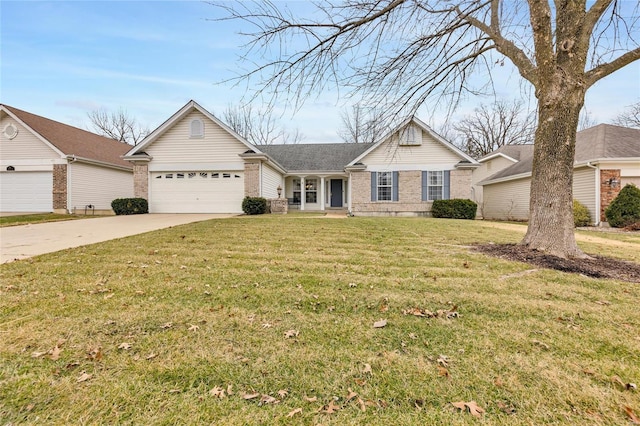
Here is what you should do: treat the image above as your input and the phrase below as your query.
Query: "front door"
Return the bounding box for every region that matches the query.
[330,179,343,207]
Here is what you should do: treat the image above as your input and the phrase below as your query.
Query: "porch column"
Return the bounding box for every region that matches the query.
[347,173,352,212]
[320,176,325,210]
[301,176,306,211]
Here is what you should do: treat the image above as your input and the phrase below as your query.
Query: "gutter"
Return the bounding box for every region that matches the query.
[66,155,132,172]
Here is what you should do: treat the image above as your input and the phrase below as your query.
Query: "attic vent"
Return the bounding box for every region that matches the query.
[399,124,421,146]
[190,119,204,138]
[3,123,18,140]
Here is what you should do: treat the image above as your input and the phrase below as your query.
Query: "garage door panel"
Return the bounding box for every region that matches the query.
[150,171,244,213]
[0,172,53,212]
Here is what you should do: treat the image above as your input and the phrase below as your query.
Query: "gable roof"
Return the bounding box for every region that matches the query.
[1,104,132,168]
[260,143,374,172]
[348,116,479,166]
[477,144,534,163]
[480,124,640,185]
[124,100,257,158]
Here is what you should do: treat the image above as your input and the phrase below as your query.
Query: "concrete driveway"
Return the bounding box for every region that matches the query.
[0,214,232,263]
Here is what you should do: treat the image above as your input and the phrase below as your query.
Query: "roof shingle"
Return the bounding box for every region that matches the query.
[260,143,374,172]
[2,104,132,168]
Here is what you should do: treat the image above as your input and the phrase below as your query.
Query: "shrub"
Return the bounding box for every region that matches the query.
[573,200,591,227]
[242,196,267,215]
[111,198,148,215]
[431,199,477,220]
[605,184,640,228]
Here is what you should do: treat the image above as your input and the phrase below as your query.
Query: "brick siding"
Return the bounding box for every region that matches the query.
[600,169,621,220]
[52,164,67,211]
[133,163,149,199]
[351,169,475,216]
[244,162,260,197]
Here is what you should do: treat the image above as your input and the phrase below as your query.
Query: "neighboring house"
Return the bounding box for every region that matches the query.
[471,144,534,218]
[478,124,640,225]
[124,100,479,215]
[0,104,134,214]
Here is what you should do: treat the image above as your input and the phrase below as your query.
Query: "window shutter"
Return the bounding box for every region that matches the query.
[392,171,399,201]
[421,171,428,201]
[444,170,451,200]
[371,172,377,202]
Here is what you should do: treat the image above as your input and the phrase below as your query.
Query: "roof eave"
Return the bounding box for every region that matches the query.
[67,155,133,171]
[479,172,532,186]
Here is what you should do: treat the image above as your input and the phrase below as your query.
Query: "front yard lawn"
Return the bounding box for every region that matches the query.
[0,213,97,227]
[1,217,638,425]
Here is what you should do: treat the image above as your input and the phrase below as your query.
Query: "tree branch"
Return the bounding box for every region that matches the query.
[585,47,640,88]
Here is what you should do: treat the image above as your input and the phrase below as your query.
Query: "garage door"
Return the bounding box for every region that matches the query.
[150,171,244,213]
[0,171,53,212]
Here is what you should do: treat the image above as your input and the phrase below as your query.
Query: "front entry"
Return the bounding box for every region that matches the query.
[330,179,343,207]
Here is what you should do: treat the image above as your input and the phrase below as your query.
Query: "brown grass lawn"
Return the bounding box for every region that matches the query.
[1,216,638,425]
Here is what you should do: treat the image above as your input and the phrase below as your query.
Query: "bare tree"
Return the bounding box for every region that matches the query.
[217,1,640,258]
[87,108,149,145]
[338,104,388,144]
[578,108,598,130]
[452,99,535,158]
[612,102,640,128]
[223,103,303,145]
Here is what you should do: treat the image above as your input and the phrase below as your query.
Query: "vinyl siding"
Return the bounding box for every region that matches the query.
[261,163,282,199]
[69,162,133,211]
[572,167,596,225]
[145,110,247,169]
[482,178,531,221]
[0,115,60,161]
[471,156,518,209]
[362,129,461,168]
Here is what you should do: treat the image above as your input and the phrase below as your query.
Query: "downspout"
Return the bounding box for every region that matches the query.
[586,161,600,225]
[67,155,77,214]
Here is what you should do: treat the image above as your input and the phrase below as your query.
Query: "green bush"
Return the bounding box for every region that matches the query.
[431,199,477,220]
[605,184,640,228]
[111,198,148,215]
[242,197,267,215]
[573,200,591,227]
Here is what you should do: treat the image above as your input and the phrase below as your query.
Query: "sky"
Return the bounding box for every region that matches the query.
[1,1,639,144]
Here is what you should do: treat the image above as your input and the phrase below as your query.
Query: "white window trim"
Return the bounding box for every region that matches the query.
[377,171,393,201]
[427,170,444,201]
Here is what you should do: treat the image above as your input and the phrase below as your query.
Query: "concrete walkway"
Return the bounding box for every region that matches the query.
[0,214,232,263]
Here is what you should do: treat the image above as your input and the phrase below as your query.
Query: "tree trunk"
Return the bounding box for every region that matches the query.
[521,85,587,258]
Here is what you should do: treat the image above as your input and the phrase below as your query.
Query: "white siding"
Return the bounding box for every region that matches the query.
[261,163,282,198]
[471,156,518,212]
[572,167,596,225]
[145,110,247,169]
[482,178,531,221]
[0,115,60,162]
[69,162,133,211]
[362,130,462,168]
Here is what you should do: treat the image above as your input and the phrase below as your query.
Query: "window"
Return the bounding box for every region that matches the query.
[211,173,219,178]
[305,178,318,203]
[223,173,231,178]
[188,172,196,179]
[428,171,443,200]
[292,179,301,204]
[399,124,421,145]
[165,173,173,179]
[377,172,393,201]
[177,173,184,179]
[190,119,204,138]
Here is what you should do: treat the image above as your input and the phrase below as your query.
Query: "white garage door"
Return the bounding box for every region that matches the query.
[150,171,244,213]
[0,171,53,212]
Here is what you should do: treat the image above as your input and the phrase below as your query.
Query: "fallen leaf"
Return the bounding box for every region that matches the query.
[354,378,367,386]
[50,345,62,361]
[496,400,516,414]
[226,384,234,395]
[209,386,226,398]
[379,304,389,313]
[452,400,485,418]
[595,300,611,306]
[437,365,450,378]
[260,394,279,404]
[284,329,299,338]
[31,351,47,358]
[286,408,303,418]
[623,405,640,424]
[346,388,358,401]
[363,363,372,374]
[87,347,103,361]
[242,392,260,400]
[161,322,173,329]
[437,355,449,367]
[303,395,318,402]
[532,339,550,350]
[373,319,387,328]
[277,389,288,398]
[188,324,199,332]
[77,372,92,383]
[118,342,132,350]
[145,353,157,360]
[319,400,341,414]
[261,323,272,329]
[357,397,366,412]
